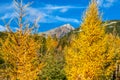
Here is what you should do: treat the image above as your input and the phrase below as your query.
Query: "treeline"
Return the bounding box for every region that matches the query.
[0,0,120,80]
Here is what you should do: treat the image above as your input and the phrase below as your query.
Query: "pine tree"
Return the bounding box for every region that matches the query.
[65,0,120,80]
[0,0,44,80]
[38,36,66,80]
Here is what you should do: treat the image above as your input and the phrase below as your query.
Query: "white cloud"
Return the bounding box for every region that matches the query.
[43,4,86,13]
[97,0,103,6]
[44,4,83,10]
[23,4,82,23]
[26,7,47,17]
[1,13,16,19]
[0,25,6,31]
[34,15,80,24]
[0,2,14,13]
[60,8,68,13]
[97,0,117,8]
[0,2,82,24]
[55,16,79,23]
[104,0,115,8]
[0,2,16,19]
[43,4,69,10]
[25,7,48,23]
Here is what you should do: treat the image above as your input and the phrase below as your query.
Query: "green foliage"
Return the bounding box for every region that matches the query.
[38,53,66,80]
[36,36,66,80]
[105,20,120,36]
[0,32,7,40]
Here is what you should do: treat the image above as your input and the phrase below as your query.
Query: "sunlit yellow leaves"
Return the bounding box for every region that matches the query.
[65,0,120,80]
[46,36,58,52]
[0,1,44,79]
[0,30,44,80]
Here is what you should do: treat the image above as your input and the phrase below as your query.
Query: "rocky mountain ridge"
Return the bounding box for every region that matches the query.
[39,20,120,38]
[39,24,75,38]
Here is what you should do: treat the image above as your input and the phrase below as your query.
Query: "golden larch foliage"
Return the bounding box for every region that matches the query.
[46,36,58,53]
[65,0,120,80]
[1,30,43,80]
[0,0,44,80]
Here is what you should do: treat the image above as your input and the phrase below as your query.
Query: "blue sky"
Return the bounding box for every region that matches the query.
[0,0,120,32]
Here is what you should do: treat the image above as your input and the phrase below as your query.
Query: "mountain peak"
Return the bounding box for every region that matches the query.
[40,24,74,38]
[60,24,75,30]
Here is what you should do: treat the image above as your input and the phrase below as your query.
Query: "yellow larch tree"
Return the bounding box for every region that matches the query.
[0,0,43,80]
[46,36,58,53]
[106,33,120,80]
[65,0,120,80]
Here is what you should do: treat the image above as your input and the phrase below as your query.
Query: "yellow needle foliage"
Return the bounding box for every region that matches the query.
[46,36,58,53]
[106,34,120,79]
[1,30,44,80]
[65,0,120,80]
[0,0,44,80]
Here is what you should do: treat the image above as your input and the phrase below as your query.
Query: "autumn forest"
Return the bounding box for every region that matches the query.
[0,0,120,80]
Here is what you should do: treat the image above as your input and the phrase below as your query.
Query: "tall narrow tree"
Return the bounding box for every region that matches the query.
[65,0,120,80]
[0,0,43,80]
